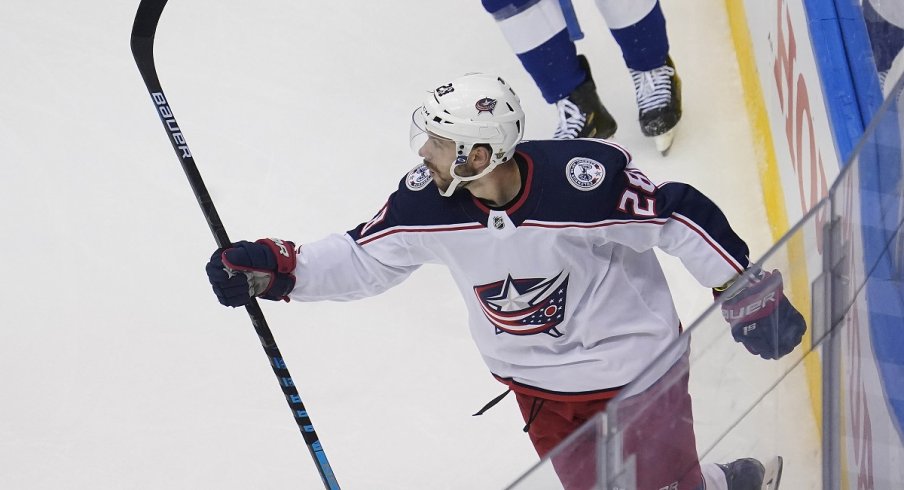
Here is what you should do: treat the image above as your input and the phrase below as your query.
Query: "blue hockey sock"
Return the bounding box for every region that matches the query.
[609,1,669,71]
[483,0,586,103]
[516,30,585,103]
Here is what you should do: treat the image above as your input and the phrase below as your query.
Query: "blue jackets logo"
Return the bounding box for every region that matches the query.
[475,97,497,115]
[474,272,569,337]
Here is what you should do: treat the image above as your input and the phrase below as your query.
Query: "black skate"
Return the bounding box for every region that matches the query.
[553,55,617,140]
[718,456,783,490]
[630,56,682,154]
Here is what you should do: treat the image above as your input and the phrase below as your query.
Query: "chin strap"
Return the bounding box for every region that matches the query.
[439,155,503,197]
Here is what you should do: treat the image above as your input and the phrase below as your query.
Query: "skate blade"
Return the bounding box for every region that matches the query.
[761,456,783,490]
[653,129,676,155]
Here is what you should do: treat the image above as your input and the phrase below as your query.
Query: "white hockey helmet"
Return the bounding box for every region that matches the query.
[410,73,525,196]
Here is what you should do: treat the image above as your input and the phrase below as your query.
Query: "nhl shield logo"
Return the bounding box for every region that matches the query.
[405,164,433,191]
[566,157,606,191]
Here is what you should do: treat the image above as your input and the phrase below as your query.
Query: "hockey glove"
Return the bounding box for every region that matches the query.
[719,269,807,360]
[205,238,297,307]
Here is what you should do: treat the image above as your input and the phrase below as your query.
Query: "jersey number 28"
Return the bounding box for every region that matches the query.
[617,169,658,218]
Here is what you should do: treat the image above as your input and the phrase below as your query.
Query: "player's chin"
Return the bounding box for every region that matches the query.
[433,176,452,191]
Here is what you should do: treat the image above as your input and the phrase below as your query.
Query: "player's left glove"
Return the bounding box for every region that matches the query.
[205,238,297,307]
[718,269,807,360]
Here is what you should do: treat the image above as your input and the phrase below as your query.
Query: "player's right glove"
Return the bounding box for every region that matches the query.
[205,238,297,307]
[718,269,807,360]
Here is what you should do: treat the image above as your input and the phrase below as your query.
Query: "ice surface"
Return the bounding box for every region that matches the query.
[0,0,777,488]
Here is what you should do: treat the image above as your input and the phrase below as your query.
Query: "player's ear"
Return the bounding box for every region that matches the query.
[470,144,492,171]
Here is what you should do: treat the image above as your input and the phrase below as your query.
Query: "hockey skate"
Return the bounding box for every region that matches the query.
[553,55,617,140]
[718,456,783,490]
[630,56,682,154]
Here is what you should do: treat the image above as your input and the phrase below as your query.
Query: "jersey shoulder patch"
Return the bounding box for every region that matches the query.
[517,139,629,192]
[512,139,633,223]
[405,164,432,191]
[564,156,606,191]
[346,165,472,241]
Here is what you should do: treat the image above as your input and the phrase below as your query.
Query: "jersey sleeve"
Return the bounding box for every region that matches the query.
[289,177,441,302]
[289,232,419,302]
[601,164,750,288]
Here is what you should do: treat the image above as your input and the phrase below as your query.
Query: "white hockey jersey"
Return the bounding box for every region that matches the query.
[290,139,749,401]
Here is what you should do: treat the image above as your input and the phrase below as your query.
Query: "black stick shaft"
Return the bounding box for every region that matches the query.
[130,2,339,488]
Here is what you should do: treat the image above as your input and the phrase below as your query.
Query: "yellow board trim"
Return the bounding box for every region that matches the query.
[723,0,823,434]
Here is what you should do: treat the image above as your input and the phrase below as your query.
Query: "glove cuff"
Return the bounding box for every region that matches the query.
[254,238,297,301]
[721,270,784,325]
[261,274,296,302]
[255,238,296,272]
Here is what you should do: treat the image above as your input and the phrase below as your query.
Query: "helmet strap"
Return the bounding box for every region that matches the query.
[438,143,504,198]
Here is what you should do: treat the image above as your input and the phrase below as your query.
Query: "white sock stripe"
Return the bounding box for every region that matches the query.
[700,462,729,490]
[496,0,567,54]
[488,0,545,20]
[593,0,658,29]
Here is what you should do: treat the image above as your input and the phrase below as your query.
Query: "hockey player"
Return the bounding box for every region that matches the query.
[482,0,682,153]
[864,0,904,91]
[205,74,804,489]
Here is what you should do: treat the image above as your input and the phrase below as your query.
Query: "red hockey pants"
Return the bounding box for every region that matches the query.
[514,357,703,490]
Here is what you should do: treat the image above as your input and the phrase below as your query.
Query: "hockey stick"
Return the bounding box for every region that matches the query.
[558,0,584,41]
[130,2,339,488]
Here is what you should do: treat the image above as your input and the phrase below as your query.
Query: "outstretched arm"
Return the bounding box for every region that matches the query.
[290,233,420,302]
[205,234,420,307]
